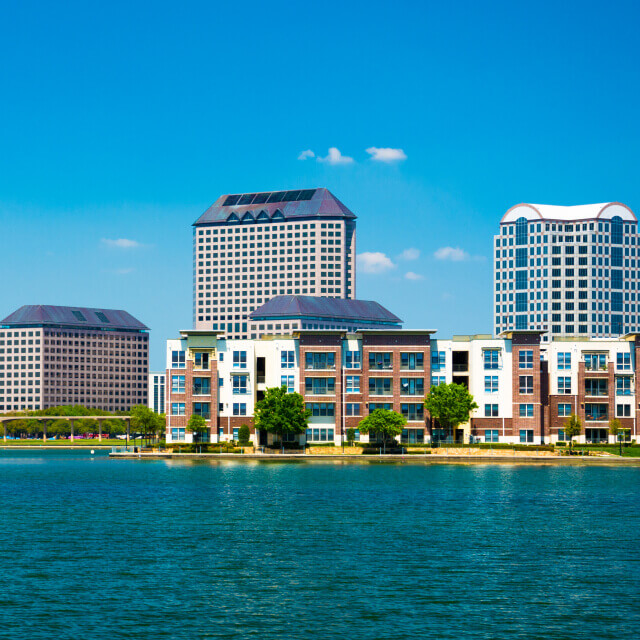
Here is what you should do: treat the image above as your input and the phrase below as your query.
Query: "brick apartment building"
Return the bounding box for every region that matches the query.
[0,305,149,413]
[165,329,640,446]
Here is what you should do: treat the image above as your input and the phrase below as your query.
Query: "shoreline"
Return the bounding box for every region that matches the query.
[107,452,640,465]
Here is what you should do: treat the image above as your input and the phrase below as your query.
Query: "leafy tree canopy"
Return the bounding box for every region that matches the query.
[187,414,207,434]
[563,413,582,450]
[358,409,406,443]
[254,386,310,438]
[424,383,478,428]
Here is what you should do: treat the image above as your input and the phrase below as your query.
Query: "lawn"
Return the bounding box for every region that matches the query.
[572,444,640,458]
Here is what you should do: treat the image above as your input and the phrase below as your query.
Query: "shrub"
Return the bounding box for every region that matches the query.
[238,424,251,445]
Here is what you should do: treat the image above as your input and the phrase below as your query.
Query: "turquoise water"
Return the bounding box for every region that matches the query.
[0,451,639,639]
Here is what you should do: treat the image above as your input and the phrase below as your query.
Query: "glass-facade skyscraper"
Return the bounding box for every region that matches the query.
[494,202,638,341]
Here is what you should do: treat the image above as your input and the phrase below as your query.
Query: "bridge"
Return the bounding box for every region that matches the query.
[0,414,133,443]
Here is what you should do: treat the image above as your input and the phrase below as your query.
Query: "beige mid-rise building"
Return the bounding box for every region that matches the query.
[193,188,357,339]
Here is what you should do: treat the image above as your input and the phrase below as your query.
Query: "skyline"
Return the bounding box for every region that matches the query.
[1,0,639,370]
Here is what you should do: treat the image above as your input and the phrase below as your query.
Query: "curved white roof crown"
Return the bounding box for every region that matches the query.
[501,202,636,224]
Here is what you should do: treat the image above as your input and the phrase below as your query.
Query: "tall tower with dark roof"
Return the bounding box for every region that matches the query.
[192,188,357,338]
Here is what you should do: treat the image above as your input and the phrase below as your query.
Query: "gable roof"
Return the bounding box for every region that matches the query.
[194,188,356,225]
[249,296,402,324]
[1,305,148,331]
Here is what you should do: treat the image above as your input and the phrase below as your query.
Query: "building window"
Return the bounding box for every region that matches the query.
[171,428,186,441]
[558,403,572,417]
[346,403,360,416]
[346,351,361,368]
[519,429,534,443]
[431,376,446,387]
[515,217,528,245]
[305,378,336,395]
[193,377,211,395]
[369,378,392,395]
[346,375,360,393]
[171,375,185,393]
[483,349,500,370]
[484,430,499,443]
[519,350,533,369]
[194,352,210,370]
[484,404,498,417]
[193,402,210,419]
[281,350,295,368]
[171,402,185,416]
[400,378,424,396]
[305,403,335,417]
[558,377,571,394]
[616,376,632,396]
[617,404,631,417]
[585,353,607,371]
[617,353,631,370]
[233,403,247,416]
[401,403,424,421]
[305,427,335,441]
[233,375,249,394]
[585,378,607,397]
[431,351,445,370]
[557,352,571,370]
[519,375,533,394]
[401,352,424,370]
[233,351,247,368]
[519,403,534,417]
[305,352,336,370]
[171,350,186,369]
[369,352,392,370]
[280,375,295,393]
[484,376,499,393]
[369,403,392,412]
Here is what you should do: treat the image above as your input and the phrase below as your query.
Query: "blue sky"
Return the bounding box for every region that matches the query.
[1,0,639,369]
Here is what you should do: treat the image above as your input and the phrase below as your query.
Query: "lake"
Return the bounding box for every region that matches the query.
[0,449,638,639]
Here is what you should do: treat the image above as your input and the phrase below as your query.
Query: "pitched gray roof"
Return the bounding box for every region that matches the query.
[194,188,356,226]
[249,296,402,324]
[1,305,148,331]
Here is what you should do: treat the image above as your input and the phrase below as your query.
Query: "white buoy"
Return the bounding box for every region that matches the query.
[91,450,95,455]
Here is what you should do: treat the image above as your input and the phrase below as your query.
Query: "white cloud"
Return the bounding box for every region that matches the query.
[298,149,315,160]
[366,147,407,162]
[102,238,141,249]
[317,147,354,165]
[404,271,424,281]
[434,246,470,262]
[398,248,420,261]
[102,267,135,275]
[357,252,395,274]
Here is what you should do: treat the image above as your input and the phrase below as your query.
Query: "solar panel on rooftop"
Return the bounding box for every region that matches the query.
[252,193,269,204]
[223,195,240,206]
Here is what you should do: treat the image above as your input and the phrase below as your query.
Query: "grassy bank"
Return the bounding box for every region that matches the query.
[0,438,142,447]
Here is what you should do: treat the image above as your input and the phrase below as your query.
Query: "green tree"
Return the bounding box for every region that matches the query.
[238,424,251,445]
[187,414,208,443]
[563,413,582,453]
[609,417,623,456]
[424,383,478,443]
[358,409,406,453]
[254,386,310,445]
[131,405,162,445]
[346,427,356,446]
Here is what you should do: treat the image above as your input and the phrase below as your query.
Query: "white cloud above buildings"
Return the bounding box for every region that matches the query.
[357,251,396,274]
[298,146,406,164]
[317,147,354,165]
[101,238,141,249]
[404,271,424,281]
[366,147,407,162]
[434,246,470,262]
[398,248,420,261]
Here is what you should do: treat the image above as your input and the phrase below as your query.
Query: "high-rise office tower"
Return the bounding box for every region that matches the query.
[193,188,357,339]
[494,202,638,341]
